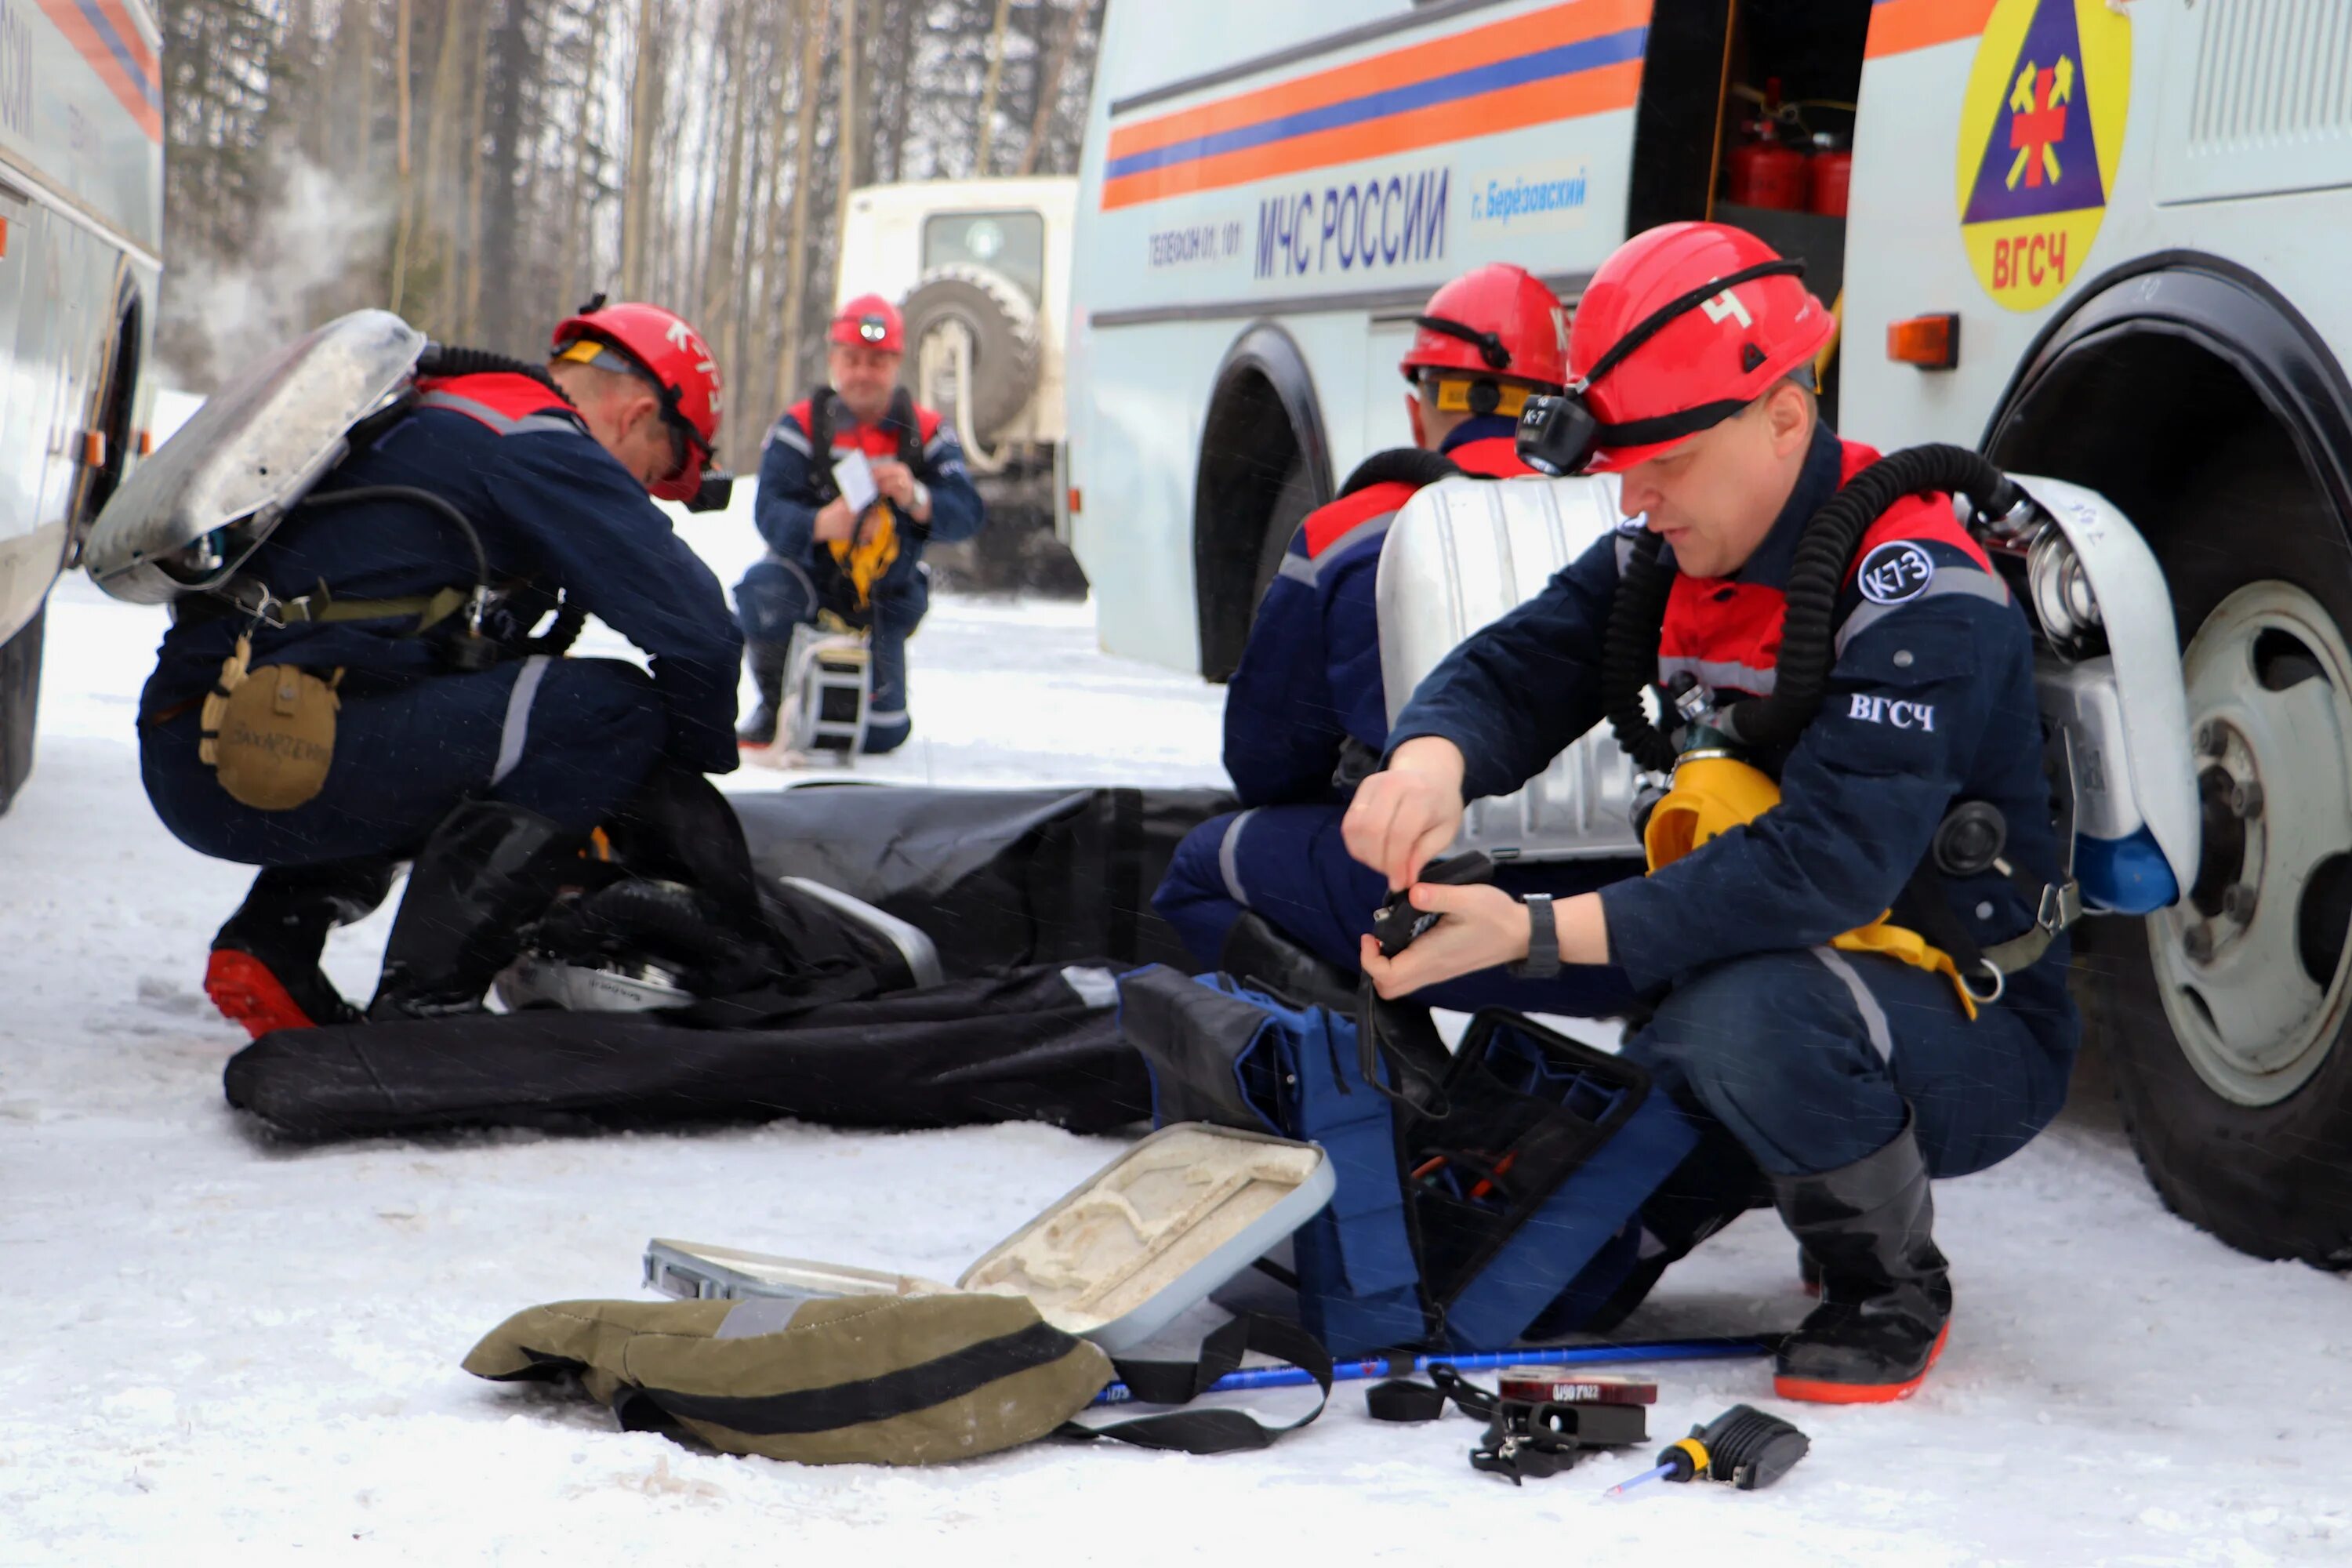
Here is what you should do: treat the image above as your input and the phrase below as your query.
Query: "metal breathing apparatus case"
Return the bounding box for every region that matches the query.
[83,309,428,604]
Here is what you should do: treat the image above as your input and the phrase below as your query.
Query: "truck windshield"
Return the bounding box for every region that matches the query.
[923,211,1047,306]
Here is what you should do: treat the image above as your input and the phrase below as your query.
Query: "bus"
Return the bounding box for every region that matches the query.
[1068,0,2352,1270]
[0,0,163,813]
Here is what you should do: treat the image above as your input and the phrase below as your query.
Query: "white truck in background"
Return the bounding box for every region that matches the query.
[0,0,164,812]
[833,176,1085,593]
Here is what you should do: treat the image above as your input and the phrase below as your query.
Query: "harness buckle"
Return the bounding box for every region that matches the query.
[2038,878,2083,935]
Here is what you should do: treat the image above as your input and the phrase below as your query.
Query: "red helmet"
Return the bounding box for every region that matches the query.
[830,294,905,354]
[551,299,724,503]
[1566,222,1833,473]
[1399,263,1569,390]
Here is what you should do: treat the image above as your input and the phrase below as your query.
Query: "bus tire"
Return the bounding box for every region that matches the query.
[899,263,1040,444]
[2082,437,2352,1269]
[0,608,44,816]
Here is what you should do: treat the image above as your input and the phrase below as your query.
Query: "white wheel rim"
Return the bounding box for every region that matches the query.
[2151,581,2352,1106]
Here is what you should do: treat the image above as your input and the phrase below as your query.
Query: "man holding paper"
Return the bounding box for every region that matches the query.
[733,294,986,753]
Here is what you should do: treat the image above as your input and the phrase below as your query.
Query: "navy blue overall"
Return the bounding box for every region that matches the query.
[139,372,742,866]
[1388,426,2080,1182]
[732,394,985,753]
[1154,416,1642,1015]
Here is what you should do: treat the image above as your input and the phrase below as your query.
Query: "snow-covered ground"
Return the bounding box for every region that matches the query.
[3,502,2348,1566]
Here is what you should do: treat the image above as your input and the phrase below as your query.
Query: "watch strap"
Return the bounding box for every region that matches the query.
[1509,893,1561,978]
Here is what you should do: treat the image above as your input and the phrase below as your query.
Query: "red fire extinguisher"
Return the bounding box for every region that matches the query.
[1809,132,1853,218]
[1724,80,1809,212]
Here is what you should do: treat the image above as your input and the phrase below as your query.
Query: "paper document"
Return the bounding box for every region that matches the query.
[832,448,880,515]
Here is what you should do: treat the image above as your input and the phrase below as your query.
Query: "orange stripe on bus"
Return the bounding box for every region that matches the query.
[1864,0,1996,60]
[1102,60,1642,212]
[87,0,157,79]
[34,0,163,140]
[1108,0,1650,162]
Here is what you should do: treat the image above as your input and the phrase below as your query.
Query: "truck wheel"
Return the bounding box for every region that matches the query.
[899,263,1040,445]
[0,608,44,816]
[2078,441,2352,1267]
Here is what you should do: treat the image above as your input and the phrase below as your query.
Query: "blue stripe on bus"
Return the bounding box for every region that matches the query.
[71,0,160,107]
[1103,25,1648,182]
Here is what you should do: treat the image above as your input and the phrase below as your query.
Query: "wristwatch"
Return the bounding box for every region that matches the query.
[909,478,933,519]
[1509,894,1561,978]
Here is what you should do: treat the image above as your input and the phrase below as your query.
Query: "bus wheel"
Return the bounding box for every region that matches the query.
[2078,440,2352,1268]
[0,608,44,816]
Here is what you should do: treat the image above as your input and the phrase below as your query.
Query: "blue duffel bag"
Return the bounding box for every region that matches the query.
[1116,966,1698,1358]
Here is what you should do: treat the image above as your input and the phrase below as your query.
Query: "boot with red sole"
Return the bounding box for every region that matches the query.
[205,861,396,1040]
[1767,1116,1952,1405]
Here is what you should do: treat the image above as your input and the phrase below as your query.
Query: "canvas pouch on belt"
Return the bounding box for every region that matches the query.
[199,634,341,811]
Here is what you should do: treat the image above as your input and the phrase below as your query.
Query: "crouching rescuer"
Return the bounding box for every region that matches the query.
[1345,223,2082,1403]
[732,294,985,754]
[137,302,743,1035]
[1154,263,1637,1019]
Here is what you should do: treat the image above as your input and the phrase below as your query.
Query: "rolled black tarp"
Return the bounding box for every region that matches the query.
[731,785,1233,978]
[224,963,1150,1141]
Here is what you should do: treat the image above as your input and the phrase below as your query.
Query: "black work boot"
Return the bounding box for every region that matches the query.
[737,640,789,747]
[1769,1116,1953,1403]
[1219,910,1359,1013]
[207,860,398,1038]
[368,801,583,1020]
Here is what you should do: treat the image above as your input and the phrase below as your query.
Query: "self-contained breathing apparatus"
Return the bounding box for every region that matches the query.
[1522,417,2085,1007]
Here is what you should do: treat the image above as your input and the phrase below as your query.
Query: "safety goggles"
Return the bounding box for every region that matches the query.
[1515,259,1806,477]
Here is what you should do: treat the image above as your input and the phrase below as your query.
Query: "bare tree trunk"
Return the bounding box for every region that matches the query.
[416,0,470,334]
[557,0,609,314]
[702,0,753,335]
[974,0,1013,176]
[829,0,858,304]
[776,0,825,408]
[1018,0,1084,176]
[457,0,495,339]
[622,0,664,296]
[389,0,416,311]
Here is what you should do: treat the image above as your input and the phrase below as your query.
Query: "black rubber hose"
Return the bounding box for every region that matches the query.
[1603,528,1682,774]
[1606,444,2020,766]
[415,343,573,405]
[294,485,489,600]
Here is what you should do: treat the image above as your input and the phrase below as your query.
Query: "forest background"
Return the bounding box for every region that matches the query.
[161,0,1104,470]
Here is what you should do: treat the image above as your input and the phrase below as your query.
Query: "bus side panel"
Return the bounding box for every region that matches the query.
[0,202,67,644]
[1071,0,1650,670]
[1845,2,2352,457]
[2,0,163,254]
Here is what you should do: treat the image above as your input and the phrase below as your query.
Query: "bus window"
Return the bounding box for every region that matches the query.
[923,211,1047,306]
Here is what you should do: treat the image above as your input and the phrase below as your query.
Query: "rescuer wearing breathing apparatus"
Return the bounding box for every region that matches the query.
[139,301,743,1037]
[1345,223,2083,1404]
[1153,264,1638,1018]
[732,294,986,754]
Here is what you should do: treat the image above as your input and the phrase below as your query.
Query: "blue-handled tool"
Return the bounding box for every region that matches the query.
[1089,1334,1773,1407]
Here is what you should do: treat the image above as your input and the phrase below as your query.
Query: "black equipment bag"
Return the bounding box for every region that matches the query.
[223,964,1150,1142]
[734,785,1233,978]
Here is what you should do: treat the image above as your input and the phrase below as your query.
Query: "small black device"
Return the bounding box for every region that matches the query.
[1371,850,1496,957]
[1515,392,1601,477]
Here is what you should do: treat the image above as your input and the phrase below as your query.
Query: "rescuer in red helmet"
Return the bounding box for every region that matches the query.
[143,299,746,1034]
[1152,263,1635,1020]
[1341,223,2080,1404]
[731,292,987,755]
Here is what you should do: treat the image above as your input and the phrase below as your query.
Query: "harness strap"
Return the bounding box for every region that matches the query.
[198,578,476,637]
